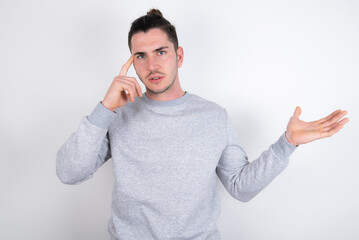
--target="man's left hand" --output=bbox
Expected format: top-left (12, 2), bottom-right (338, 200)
top-left (285, 107), bottom-right (349, 146)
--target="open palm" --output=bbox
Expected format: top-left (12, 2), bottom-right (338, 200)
top-left (285, 107), bottom-right (349, 146)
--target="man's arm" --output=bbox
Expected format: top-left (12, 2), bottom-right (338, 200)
top-left (216, 112), bottom-right (296, 202)
top-left (216, 108), bottom-right (349, 202)
top-left (56, 103), bottom-right (115, 184)
top-left (56, 55), bottom-right (142, 184)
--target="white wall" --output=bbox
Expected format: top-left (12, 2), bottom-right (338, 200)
top-left (1, 0), bottom-right (358, 239)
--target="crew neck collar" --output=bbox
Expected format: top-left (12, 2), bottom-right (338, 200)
top-left (142, 91), bottom-right (191, 107)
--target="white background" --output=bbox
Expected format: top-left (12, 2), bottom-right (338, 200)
top-left (1, 0), bottom-right (358, 239)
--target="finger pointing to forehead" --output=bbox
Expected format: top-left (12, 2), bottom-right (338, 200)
top-left (119, 55), bottom-right (134, 76)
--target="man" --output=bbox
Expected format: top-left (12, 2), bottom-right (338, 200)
top-left (56, 9), bottom-right (349, 239)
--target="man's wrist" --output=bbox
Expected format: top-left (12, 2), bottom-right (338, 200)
top-left (88, 102), bottom-right (117, 129)
top-left (101, 101), bottom-right (115, 112)
top-left (285, 131), bottom-right (299, 147)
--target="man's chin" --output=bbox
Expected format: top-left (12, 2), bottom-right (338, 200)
top-left (146, 87), bottom-right (168, 95)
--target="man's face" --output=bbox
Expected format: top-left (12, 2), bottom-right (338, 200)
top-left (131, 28), bottom-right (183, 95)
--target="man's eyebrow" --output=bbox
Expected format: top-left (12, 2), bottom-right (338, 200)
top-left (154, 46), bottom-right (169, 52)
top-left (133, 51), bottom-right (145, 56)
top-left (133, 46), bottom-right (169, 56)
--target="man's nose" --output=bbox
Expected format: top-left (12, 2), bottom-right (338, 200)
top-left (147, 56), bottom-right (160, 71)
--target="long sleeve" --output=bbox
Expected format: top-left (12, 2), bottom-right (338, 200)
top-left (216, 111), bottom-right (296, 202)
top-left (56, 102), bottom-right (117, 184)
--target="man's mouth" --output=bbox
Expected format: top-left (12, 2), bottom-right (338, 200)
top-left (149, 75), bottom-right (163, 83)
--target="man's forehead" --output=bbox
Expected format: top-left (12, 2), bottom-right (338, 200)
top-left (130, 28), bottom-right (174, 52)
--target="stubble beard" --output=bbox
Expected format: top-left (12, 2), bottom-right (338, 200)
top-left (142, 71), bottom-right (178, 95)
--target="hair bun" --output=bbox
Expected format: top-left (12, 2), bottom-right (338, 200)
top-left (147, 8), bottom-right (163, 17)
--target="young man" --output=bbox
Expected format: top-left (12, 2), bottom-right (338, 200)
top-left (56, 9), bottom-right (349, 240)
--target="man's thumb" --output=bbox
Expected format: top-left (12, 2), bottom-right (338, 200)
top-left (293, 106), bottom-right (302, 118)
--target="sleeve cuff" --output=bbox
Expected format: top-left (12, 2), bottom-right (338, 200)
top-left (87, 102), bottom-right (117, 129)
top-left (271, 133), bottom-right (297, 161)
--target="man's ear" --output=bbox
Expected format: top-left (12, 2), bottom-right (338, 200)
top-left (176, 46), bottom-right (184, 68)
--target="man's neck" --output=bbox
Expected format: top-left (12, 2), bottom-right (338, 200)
top-left (145, 89), bottom-right (185, 102)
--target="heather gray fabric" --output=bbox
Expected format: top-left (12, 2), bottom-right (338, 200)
top-left (56, 92), bottom-right (296, 239)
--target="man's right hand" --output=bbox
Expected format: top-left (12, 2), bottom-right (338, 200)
top-left (101, 55), bottom-right (143, 111)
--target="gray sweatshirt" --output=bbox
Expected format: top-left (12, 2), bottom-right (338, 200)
top-left (56, 92), bottom-right (296, 240)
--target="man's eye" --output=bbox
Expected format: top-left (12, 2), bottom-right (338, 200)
top-left (158, 51), bottom-right (166, 56)
top-left (137, 54), bottom-right (144, 59)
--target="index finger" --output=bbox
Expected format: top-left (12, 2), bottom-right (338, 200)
top-left (119, 55), bottom-right (134, 76)
top-left (317, 109), bottom-right (342, 124)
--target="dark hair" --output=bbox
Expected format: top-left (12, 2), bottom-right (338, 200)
top-left (128, 9), bottom-right (179, 51)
